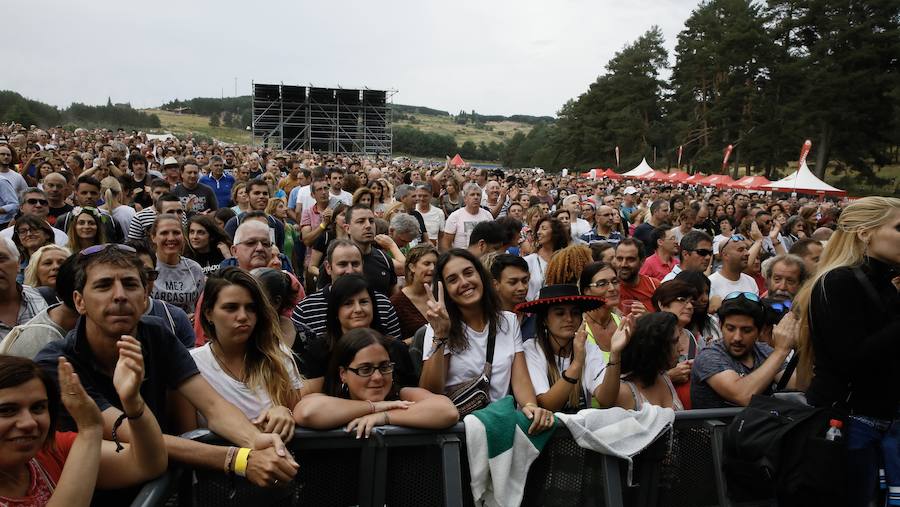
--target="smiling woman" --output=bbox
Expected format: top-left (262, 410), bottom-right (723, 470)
top-left (149, 215), bottom-right (205, 314)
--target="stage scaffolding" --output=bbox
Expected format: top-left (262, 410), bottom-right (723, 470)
top-left (251, 83), bottom-right (394, 155)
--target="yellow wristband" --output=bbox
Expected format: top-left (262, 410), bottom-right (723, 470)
top-left (319, 222), bottom-right (326, 230)
top-left (233, 447), bottom-right (252, 477)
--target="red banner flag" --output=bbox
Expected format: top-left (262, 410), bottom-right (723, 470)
top-left (677, 145), bottom-right (683, 168)
top-left (799, 139), bottom-right (812, 167)
top-left (722, 144), bottom-right (734, 170)
top-left (615, 146), bottom-right (620, 167)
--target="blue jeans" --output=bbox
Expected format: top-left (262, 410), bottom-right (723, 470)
top-left (846, 411), bottom-right (900, 507)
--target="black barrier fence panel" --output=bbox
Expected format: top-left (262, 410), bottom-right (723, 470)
top-left (132, 408), bottom-right (744, 507)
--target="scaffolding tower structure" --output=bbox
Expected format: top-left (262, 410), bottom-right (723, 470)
top-left (251, 83), bottom-right (393, 155)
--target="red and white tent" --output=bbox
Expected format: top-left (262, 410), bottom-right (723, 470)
top-left (761, 162), bottom-right (846, 196)
top-left (699, 174), bottom-right (736, 187)
top-left (684, 172), bottom-right (707, 184)
top-left (621, 158), bottom-right (655, 178)
top-left (449, 154), bottom-right (466, 167)
top-left (666, 171), bottom-right (691, 182)
top-left (639, 169), bottom-right (670, 181)
top-left (731, 175), bottom-right (771, 190)
top-left (602, 168), bottom-right (623, 180)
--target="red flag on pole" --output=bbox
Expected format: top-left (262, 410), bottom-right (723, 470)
top-left (798, 139), bottom-right (812, 167)
top-left (615, 146), bottom-right (620, 167)
top-left (722, 144), bottom-right (734, 170)
top-left (677, 145), bottom-right (683, 168)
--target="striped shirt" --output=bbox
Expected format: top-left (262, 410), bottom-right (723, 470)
top-left (290, 285), bottom-right (401, 341)
top-left (127, 207), bottom-right (157, 242)
top-left (0, 285), bottom-right (49, 340)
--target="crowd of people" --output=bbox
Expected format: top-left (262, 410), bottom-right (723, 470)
top-left (0, 122), bottom-right (896, 506)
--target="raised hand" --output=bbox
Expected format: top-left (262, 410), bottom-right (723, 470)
top-left (769, 221), bottom-right (782, 240)
top-left (610, 314), bottom-right (635, 354)
top-left (58, 357), bottom-right (103, 432)
top-left (423, 282), bottom-right (451, 337)
top-left (749, 221), bottom-right (763, 241)
top-left (113, 336), bottom-right (144, 409)
top-left (573, 321), bottom-right (588, 365)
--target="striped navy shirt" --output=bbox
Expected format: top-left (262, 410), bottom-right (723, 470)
top-left (291, 285), bottom-right (401, 341)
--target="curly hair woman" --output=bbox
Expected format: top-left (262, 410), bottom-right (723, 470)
top-left (544, 244), bottom-right (593, 286)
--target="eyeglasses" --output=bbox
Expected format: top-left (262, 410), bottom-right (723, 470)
top-left (25, 198), bottom-right (48, 206)
top-left (80, 243), bottom-right (137, 256)
top-left (719, 234), bottom-right (746, 252)
top-left (16, 227), bottom-right (42, 237)
top-left (672, 296), bottom-right (695, 305)
top-left (585, 277), bottom-right (620, 289)
top-left (239, 238), bottom-right (272, 249)
top-left (346, 362), bottom-right (395, 377)
top-left (686, 248), bottom-right (713, 257)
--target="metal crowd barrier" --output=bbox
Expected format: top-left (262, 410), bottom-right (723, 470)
top-left (130, 407), bottom-right (746, 507)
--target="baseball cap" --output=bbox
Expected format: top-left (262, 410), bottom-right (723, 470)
top-left (163, 156), bottom-right (179, 167)
top-left (623, 186), bottom-right (638, 195)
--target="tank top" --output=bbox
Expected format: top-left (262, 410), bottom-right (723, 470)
top-left (622, 375), bottom-right (684, 411)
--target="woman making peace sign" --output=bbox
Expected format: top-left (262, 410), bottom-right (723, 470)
top-left (419, 249), bottom-right (554, 434)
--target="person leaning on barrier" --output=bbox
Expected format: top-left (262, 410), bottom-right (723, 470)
top-left (516, 285), bottom-right (607, 413)
top-left (419, 249), bottom-right (554, 434)
top-left (34, 244), bottom-right (298, 489)
top-left (590, 312), bottom-right (684, 411)
top-left (294, 328), bottom-right (458, 439)
top-left (689, 292), bottom-right (797, 409)
top-left (178, 268), bottom-right (302, 443)
top-left (0, 350), bottom-right (167, 505)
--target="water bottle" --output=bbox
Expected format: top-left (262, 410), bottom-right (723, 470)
top-left (824, 419), bottom-right (843, 441)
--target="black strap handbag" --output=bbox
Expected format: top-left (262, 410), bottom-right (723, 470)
top-left (445, 324), bottom-right (497, 417)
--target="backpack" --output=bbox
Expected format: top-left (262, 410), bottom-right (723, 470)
top-left (722, 394), bottom-right (847, 506)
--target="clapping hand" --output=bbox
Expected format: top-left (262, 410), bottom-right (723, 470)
top-left (610, 314), bottom-right (635, 354)
top-left (113, 335), bottom-right (145, 414)
top-left (573, 321), bottom-right (588, 365)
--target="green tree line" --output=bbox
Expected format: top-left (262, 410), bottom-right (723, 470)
top-left (0, 91), bottom-right (160, 130)
top-left (509, 0), bottom-right (900, 184)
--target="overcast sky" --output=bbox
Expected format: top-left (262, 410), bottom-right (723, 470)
top-left (5, 0), bottom-right (698, 117)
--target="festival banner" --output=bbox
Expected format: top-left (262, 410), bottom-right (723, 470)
top-left (615, 146), bottom-right (620, 167)
top-left (722, 144), bottom-right (733, 170)
top-left (799, 139), bottom-right (812, 167)
top-left (677, 145), bottom-right (683, 168)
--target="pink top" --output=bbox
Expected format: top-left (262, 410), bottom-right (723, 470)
top-left (640, 252), bottom-right (679, 281)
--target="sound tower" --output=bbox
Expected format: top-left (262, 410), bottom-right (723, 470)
top-left (281, 86), bottom-right (307, 151)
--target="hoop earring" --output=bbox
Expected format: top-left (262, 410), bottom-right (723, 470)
top-left (341, 382), bottom-right (349, 397)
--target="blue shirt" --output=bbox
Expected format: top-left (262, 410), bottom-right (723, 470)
top-left (199, 173), bottom-right (235, 208)
top-left (0, 178), bottom-right (18, 225)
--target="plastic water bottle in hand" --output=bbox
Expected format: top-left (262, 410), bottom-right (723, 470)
top-left (824, 419), bottom-right (843, 441)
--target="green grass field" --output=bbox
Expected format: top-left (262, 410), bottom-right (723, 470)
top-left (143, 109), bottom-right (250, 145)
top-left (393, 114), bottom-right (533, 145)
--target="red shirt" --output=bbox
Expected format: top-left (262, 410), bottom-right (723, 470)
top-left (0, 432), bottom-right (76, 506)
top-left (640, 253), bottom-right (679, 281)
top-left (619, 275), bottom-right (661, 313)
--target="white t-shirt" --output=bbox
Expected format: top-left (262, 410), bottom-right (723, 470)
top-left (423, 311), bottom-right (523, 402)
top-left (297, 185), bottom-right (314, 213)
top-left (522, 338), bottom-right (605, 402)
top-left (570, 218), bottom-right (591, 241)
top-left (523, 253), bottom-right (547, 301)
top-left (709, 271), bottom-right (759, 300)
top-left (0, 226), bottom-right (67, 246)
top-left (416, 205), bottom-right (446, 241)
top-left (110, 205), bottom-right (136, 236)
top-left (582, 338), bottom-right (611, 397)
top-left (443, 207), bottom-right (493, 249)
top-left (330, 189), bottom-right (353, 206)
top-left (190, 344), bottom-right (302, 424)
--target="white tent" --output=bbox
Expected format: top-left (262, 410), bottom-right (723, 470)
top-left (621, 158), bottom-right (654, 178)
top-left (761, 162), bottom-right (846, 196)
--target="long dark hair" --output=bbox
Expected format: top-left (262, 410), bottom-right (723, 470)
top-left (621, 312), bottom-right (679, 387)
top-left (534, 302), bottom-right (584, 409)
top-left (326, 274), bottom-right (387, 348)
top-left (433, 249), bottom-right (504, 353)
top-left (674, 270), bottom-right (712, 331)
top-left (184, 215), bottom-right (232, 259)
top-left (323, 328), bottom-right (398, 398)
top-left (0, 355), bottom-right (60, 450)
top-left (533, 216), bottom-right (569, 251)
top-left (199, 267), bottom-right (296, 408)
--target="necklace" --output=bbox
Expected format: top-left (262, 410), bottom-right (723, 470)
top-left (587, 312), bottom-right (613, 332)
top-left (210, 343), bottom-right (246, 383)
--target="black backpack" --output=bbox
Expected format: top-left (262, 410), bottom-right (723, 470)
top-left (722, 395), bottom-right (847, 506)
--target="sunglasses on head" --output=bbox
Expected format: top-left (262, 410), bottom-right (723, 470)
top-left (719, 234), bottom-right (746, 251)
top-left (723, 291), bottom-right (761, 304)
top-left (80, 243), bottom-right (136, 257)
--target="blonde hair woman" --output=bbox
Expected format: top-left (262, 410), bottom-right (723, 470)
top-left (24, 244), bottom-right (71, 289)
top-left (100, 176), bottom-right (135, 235)
top-left (793, 196), bottom-right (899, 507)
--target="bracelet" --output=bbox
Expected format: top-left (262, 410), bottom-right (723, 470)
top-left (233, 448), bottom-right (252, 477)
top-left (524, 402), bottom-right (537, 409)
top-left (367, 400), bottom-right (376, 414)
top-left (561, 371), bottom-right (579, 384)
top-left (607, 361), bottom-right (619, 366)
top-left (111, 413), bottom-right (127, 453)
top-left (224, 446), bottom-right (238, 475)
top-left (125, 402), bottom-right (145, 420)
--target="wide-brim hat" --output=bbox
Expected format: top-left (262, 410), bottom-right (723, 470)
top-left (515, 284), bottom-right (605, 314)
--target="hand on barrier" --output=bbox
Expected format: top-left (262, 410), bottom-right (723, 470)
top-left (246, 433), bottom-right (300, 487)
top-left (522, 404), bottom-right (555, 435)
top-left (373, 400), bottom-right (414, 412)
top-left (346, 411), bottom-right (392, 439)
top-left (253, 406), bottom-right (296, 443)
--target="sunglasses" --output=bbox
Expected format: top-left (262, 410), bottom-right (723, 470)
top-left (686, 248), bottom-right (713, 257)
top-left (767, 300), bottom-right (793, 312)
top-left (80, 243), bottom-right (137, 256)
top-left (25, 198), bottom-right (48, 206)
top-left (719, 234), bottom-right (746, 252)
top-left (723, 291), bottom-right (761, 305)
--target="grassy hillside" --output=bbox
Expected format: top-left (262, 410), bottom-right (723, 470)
top-left (394, 113), bottom-right (533, 146)
top-left (143, 108), bottom-right (250, 145)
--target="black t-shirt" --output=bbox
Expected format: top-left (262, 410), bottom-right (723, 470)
top-left (48, 203), bottom-right (73, 221)
top-left (173, 183), bottom-right (219, 213)
top-left (189, 249), bottom-right (226, 276)
top-left (34, 316), bottom-right (199, 433)
top-left (298, 333), bottom-right (416, 387)
top-left (363, 247), bottom-right (397, 295)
